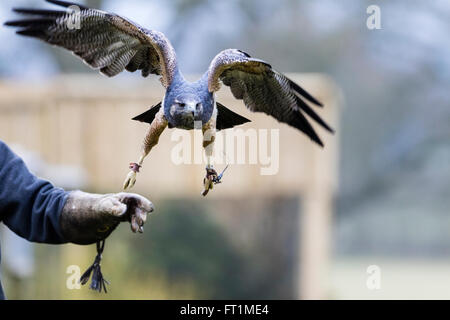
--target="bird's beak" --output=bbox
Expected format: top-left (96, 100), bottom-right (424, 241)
top-left (186, 103), bottom-right (198, 117)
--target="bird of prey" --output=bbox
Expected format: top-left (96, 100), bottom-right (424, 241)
top-left (6, 0), bottom-right (334, 196)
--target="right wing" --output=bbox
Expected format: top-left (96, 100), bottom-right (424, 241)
top-left (5, 0), bottom-right (177, 87)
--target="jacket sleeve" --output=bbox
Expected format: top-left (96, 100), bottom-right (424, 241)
top-left (0, 140), bottom-right (69, 244)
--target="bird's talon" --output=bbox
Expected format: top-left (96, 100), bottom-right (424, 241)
top-left (123, 171), bottom-right (137, 190)
top-left (202, 167), bottom-right (218, 196)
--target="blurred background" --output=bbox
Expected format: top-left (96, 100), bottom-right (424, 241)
top-left (0, 0), bottom-right (449, 299)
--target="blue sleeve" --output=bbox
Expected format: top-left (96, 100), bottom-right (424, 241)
top-left (0, 140), bottom-right (69, 244)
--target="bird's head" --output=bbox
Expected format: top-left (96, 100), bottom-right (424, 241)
top-left (167, 93), bottom-right (204, 127)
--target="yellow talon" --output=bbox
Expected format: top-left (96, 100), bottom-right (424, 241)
top-left (123, 171), bottom-right (137, 190)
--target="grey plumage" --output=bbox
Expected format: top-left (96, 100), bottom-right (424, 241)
top-left (6, 0), bottom-right (176, 85)
top-left (133, 101), bottom-right (251, 131)
top-left (207, 49), bottom-right (334, 146)
top-left (6, 0), bottom-right (333, 146)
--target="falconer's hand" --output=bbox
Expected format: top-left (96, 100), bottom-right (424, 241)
top-left (60, 191), bottom-right (154, 245)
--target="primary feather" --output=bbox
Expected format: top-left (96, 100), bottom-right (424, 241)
top-left (207, 49), bottom-right (334, 146)
top-left (5, 0), bottom-right (177, 86)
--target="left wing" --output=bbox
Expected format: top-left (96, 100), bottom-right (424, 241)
top-left (207, 49), bottom-right (334, 146)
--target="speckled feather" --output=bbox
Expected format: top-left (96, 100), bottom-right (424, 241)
top-left (6, 0), bottom-right (177, 87)
top-left (208, 49), bottom-right (333, 146)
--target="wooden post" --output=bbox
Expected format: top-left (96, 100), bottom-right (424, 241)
top-left (297, 79), bottom-right (339, 299)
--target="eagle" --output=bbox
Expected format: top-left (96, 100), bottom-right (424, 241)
top-left (6, 0), bottom-right (334, 196)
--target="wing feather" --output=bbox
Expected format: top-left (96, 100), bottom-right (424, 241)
top-left (207, 49), bottom-right (333, 146)
top-left (5, 0), bottom-right (177, 87)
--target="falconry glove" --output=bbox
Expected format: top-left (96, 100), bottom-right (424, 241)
top-left (60, 191), bottom-right (153, 244)
top-left (60, 191), bottom-right (154, 292)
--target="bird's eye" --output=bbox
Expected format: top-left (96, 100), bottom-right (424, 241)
top-left (178, 102), bottom-right (186, 108)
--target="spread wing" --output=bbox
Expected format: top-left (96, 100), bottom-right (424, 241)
top-left (5, 0), bottom-right (177, 87)
top-left (207, 49), bottom-right (334, 146)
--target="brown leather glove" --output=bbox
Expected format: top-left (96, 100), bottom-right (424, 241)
top-left (60, 191), bottom-right (154, 245)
